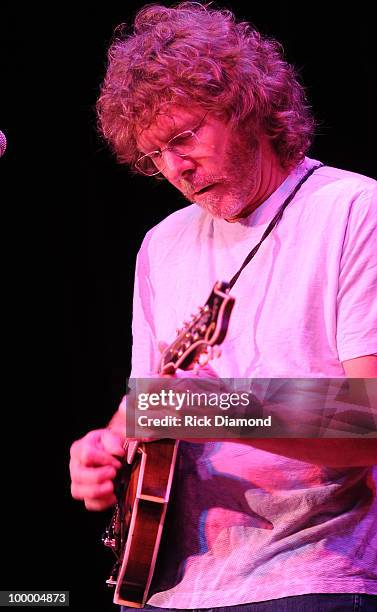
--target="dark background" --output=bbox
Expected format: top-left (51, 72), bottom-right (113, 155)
top-left (1, 2), bottom-right (376, 610)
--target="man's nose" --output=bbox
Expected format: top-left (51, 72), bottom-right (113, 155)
top-left (162, 150), bottom-right (196, 182)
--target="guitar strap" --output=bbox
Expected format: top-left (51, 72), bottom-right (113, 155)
top-left (228, 163), bottom-right (324, 290)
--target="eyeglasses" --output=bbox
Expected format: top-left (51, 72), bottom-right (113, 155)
top-left (135, 114), bottom-right (207, 176)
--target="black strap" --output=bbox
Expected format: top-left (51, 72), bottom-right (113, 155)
top-left (229, 163), bottom-right (324, 290)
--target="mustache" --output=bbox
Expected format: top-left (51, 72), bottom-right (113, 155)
top-left (180, 175), bottom-right (226, 197)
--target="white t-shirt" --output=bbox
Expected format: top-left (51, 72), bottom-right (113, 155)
top-left (128, 158), bottom-right (377, 607)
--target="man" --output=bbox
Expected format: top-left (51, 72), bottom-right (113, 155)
top-left (70, 3), bottom-right (377, 610)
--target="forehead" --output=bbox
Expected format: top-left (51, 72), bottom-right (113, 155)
top-left (136, 105), bottom-right (204, 152)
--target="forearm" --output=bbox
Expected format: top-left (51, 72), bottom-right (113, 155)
top-left (108, 396), bottom-right (127, 439)
top-left (239, 437), bottom-right (377, 467)
top-left (238, 376), bottom-right (377, 465)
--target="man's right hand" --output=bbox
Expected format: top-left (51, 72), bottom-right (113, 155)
top-left (69, 429), bottom-right (125, 511)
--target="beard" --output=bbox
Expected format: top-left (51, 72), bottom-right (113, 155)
top-left (180, 134), bottom-right (261, 220)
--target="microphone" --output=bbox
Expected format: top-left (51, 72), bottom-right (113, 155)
top-left (0, 130), bottom-right (7, 157)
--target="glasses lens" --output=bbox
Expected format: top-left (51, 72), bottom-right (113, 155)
top-left (169, 130), bottom-right (196, 154)
top-left (136, 153), bottom-right (161, 176)
top-left (135, 129), bottom-right (199, 175)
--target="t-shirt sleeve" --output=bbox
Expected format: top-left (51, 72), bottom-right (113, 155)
top-left (129, 231), bottom-right (159, 377)
top-left (337, 184), bottom-right (377, 362)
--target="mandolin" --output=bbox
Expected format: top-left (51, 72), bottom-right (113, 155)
top-left (102, 280), bottom-right (235, 607)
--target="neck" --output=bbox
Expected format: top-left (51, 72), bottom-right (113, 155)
top-left (226, 142), bottom-right (291, 223)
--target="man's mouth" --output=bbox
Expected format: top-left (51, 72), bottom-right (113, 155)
top-left (194, 184), bottom-right (216, 196)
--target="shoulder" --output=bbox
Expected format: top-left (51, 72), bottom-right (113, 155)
top-left (298, 162), bottom-right (377, 228)
top-left (310, 164), bottom-right (376, 200)
top-left (151, 203), bottom-right (206, 237)
top-left (138, 204), bottom-right (210, 259)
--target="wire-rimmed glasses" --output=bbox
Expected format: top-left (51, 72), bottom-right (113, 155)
top-left (135, 114), bottom-right (207, 176)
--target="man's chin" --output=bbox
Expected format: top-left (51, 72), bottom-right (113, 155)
top-left (194, 200), bottom-right (222, 218)
top-left (195, 199), bottom-right (244, 221)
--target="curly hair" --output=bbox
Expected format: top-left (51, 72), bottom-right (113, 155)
top-left (97, 2), bottom-right (315, 170)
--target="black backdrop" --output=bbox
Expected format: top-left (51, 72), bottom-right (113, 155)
top-left (1, 2), bottom-right (376, 610)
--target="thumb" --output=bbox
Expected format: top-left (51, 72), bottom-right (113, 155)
top-left (101, 429), bottom-right (125, 458)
